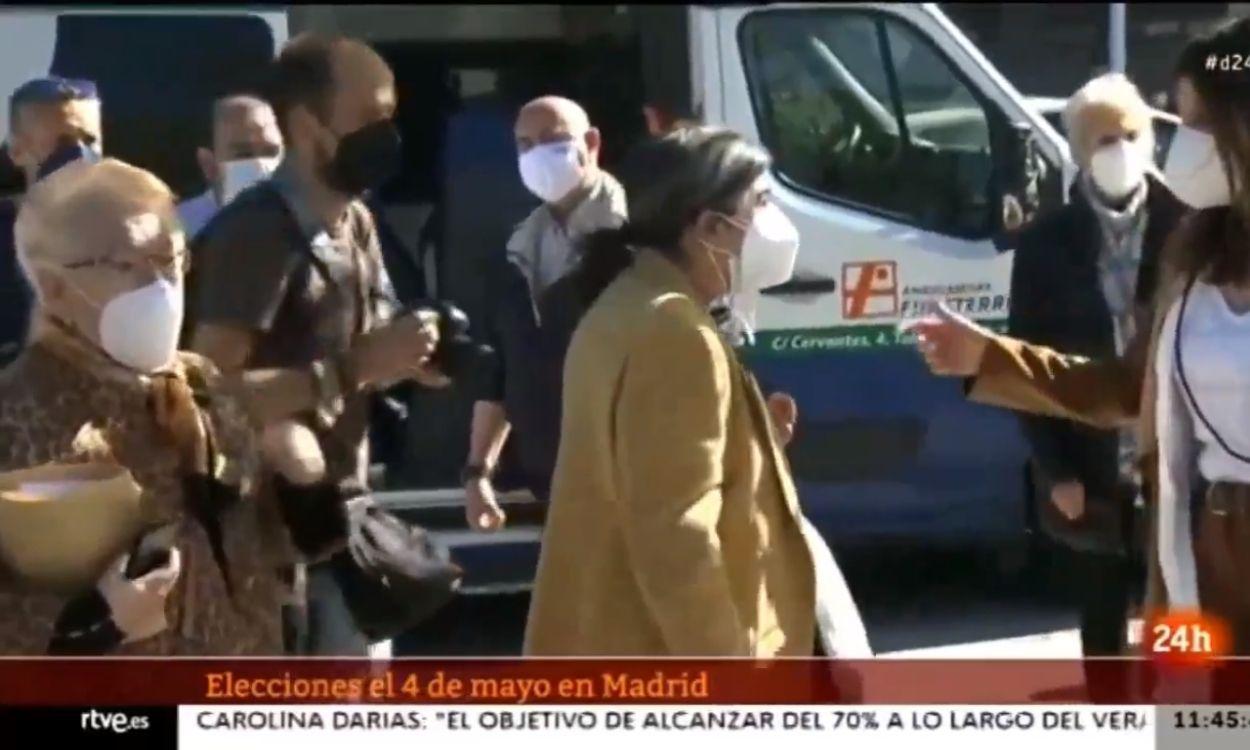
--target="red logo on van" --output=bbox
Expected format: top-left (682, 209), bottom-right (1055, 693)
top-left (842, 261), bottom-right (899, 319)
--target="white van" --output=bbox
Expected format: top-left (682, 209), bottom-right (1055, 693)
top-left (0, 4), bottom-right (1078, 593)
top-left (337, 4), bottom-right (1079, 593)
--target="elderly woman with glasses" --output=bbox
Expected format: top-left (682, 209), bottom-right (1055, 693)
top-left (0, 158), bottom-right (288, 655)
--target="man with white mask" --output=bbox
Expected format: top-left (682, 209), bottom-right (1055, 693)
top-left (462, 96), bottom-right (626, 531)
top-left (1, 77), bottom-right (104, 366)
top-left (177, 95), bottom-right (282, 240)
top-left (994, 73), bottom-right (1186, 694)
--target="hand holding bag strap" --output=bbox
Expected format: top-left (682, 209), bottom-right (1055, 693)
top-left (1174, 275), bottom-right (1250, 465)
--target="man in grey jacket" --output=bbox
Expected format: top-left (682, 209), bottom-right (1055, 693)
top-left (462, 96), bottom-right (626, 531)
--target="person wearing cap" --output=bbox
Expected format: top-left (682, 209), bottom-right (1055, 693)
top-left (0, 158), bottom-right (291, 655)
top-left (178, 95), bottom-right (283, 241)
top-left (0, 76), bottom-right (102, 366)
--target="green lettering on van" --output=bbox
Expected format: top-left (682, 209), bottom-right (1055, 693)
top-left (748, 320), bottom-right (1007, 356)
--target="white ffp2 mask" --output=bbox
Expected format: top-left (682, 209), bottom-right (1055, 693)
top-left (220, 156), bottom-right (279, 205)
top-left (1163, 125), bottom-right (1232, 209)
top-left (704, 202), bottom-right (801, 345)
top-left (1089, 139), bottom-right (1149, 201)
top-left (518, 140), bottom-right (584, 204)
top-left (737, 202), bottom-right (800, 292)
top-left (97, 278), bottom-right (184, 372)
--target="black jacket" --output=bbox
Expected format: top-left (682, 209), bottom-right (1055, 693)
top-left (476, 257), bottom-right (580, 501)
top-left (1008, 173), bottom-right (1185, 550)
top-left (0, 198), bottom-right (31, 366)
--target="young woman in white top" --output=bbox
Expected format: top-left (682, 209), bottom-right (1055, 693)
top-left (1154, 19), bottom-right (1250, 651)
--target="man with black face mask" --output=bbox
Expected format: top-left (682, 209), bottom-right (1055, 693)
top-left (185, 34), bottom-right (447, 656)
top-left (0, 77), bottom-right (102, 366)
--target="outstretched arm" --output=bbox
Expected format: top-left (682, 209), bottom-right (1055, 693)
top-left (908, 303), bottom-right (1146, 430)
top-left (968, 332), bottom-right (1145, 429)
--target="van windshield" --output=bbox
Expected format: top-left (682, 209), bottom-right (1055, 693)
top-left (742, 8), bottom-right (997, 239)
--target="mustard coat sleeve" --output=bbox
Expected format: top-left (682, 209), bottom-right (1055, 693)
top-left (613, 308), bottom-right (749, 656)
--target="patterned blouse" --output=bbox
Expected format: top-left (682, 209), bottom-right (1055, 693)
top-left (0, 332), bottom-right (287, 655)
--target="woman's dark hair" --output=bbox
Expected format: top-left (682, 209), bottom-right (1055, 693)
top-left (575, 127), bottom-right (770, 305)
top-left (1173, 27), bottom-right (1215, 84)
top-left (1166, 18), bottom-right (1250, 286)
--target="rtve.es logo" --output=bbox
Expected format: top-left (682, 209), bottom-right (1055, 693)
top-left (842, 261), bottom-right (899, 319)
top-left (80, 709), bottom-right (152, 734)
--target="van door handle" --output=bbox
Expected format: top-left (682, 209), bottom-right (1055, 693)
top-left (761, 274), bottom-right (838, 296)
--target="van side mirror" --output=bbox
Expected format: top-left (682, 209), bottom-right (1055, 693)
top-left (990, 121), bottom-right (1045, 251)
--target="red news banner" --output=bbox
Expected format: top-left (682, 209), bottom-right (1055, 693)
top-left (2, 659), bottom-right (1250, 705)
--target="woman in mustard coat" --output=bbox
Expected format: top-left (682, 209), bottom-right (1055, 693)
top-left (525, 127), bottom-right (847, 657)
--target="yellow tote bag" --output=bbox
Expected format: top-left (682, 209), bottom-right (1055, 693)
top-left (0, 463), bottom-right (144, 594)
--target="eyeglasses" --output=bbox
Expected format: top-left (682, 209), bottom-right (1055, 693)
top-left (62, 251), bottom-right (190, 278)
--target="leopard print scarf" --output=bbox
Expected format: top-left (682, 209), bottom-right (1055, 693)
top-left (31, 318), bottom-right (238, 596)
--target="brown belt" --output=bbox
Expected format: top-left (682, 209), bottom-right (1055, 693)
top-left (1194, 481), bottom-right (1250, 651)
top-left (1205, 481), bottom-right (1250, 515)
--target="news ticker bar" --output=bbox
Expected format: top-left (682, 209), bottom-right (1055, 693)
top-left (4, 705), bottom-right (1250, 749)
top-left (4, 659), bottom-right (1250, 705)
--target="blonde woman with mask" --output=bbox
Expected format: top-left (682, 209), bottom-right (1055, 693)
top-left (1003, 75), bottom-right (1184, 691)
top-left (0, 159), bottom-right (289, 654)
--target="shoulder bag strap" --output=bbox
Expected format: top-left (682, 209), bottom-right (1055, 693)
top-left (1174, 276), bottom-right (1250, 464)
top-left (267, 183), bottom-right (371, 335)
top-left (265, 182), bottom-right (334, 284)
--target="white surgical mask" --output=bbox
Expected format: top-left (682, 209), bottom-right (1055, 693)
top-left (220, 156), bottom-right (279, 205)
top-left (1163, 125), bottom-right (1232, 209)
top-left (98, 278), bottom-right (184, 372)
top-left (518, 140), bottom-right (584, 204)
top-left (1089, 139), bottom-right (1148, 201)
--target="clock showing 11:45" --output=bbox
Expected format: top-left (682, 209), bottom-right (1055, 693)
top-left (1173, 710), bottom-right (1250, 731)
